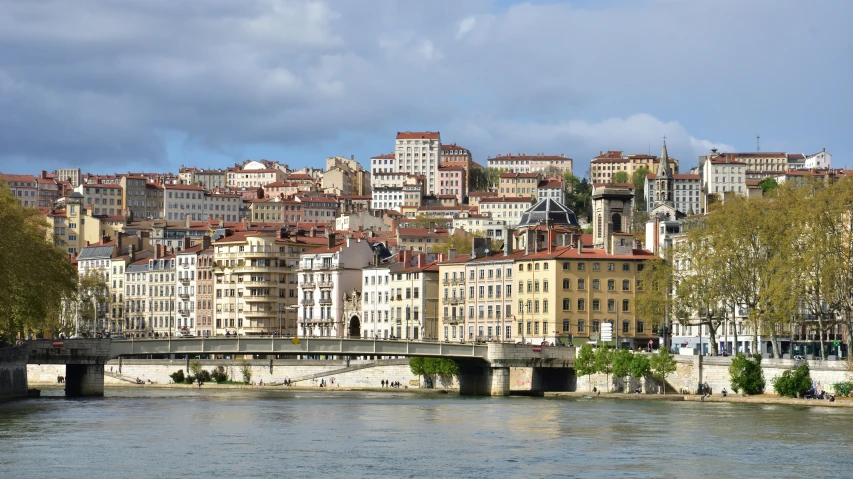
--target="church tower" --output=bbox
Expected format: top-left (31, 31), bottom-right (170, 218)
top-left (654, 140), bottom-right (674, 208)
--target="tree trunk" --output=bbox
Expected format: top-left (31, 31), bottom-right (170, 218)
top-left (847, 313), bottom-right (853, 360)
top-left (707, 320), bottom-right (719, 356)
top-left (818, 319), bottom-right (827, 360)
top-left (732, 308), bottom-right (739, 355)
top-left (752, 323), bottom-right (759, 355)
top-left (771, 328), bottom-right (781, 359)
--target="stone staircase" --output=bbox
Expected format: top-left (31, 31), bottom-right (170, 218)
top-left (287, 360), bottom-right (405, 384)
top-left (105, 370), bottom-right (142, 384)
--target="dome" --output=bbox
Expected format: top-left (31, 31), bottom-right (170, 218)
top-left (517, 198), bottom-right (579, 228)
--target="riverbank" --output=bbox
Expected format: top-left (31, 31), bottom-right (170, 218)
top-left (546, 391), bottom-right (853, 407)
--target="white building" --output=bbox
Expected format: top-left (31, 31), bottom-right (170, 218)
top-left (645, 174), bottom-right (701, 215)
top-left (395, 131), bottom-right (441, 196)
top-left (370, 153), bottom-right (397, 175)
top-left (487, 154), bottom-right (573, 175)
top-left (371, 185), bottom-right (405, 211)
top-left (536, 177), bottom-right (565, 206)
top-left (804, 149), bottom-right (831, 169)
top-left (176, 246), bottom-right (200, 335)
top-left (336, 211), bottom-right (389, 233)
top-left (452, 212), bottom-right (507, 240)
top-left (74, 182), bottom-right (124, 217)
top-left (477, 197), bottom-right (535, 228)
top-left (227, 160), bottom-right (285, 189)
top-left (360, 262), bottom-right (397, 339)
top-left (701, 156), bottom-right (747, 212)
top-left (298, 235), bottom-right (375, 337)
top-left (164, 184), bottom-right (241, 222)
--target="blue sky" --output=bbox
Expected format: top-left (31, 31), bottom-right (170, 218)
top-left (0, 0), bottom-right (850, 177)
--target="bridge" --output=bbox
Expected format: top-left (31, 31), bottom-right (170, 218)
top-left (26, 338), bottom-right (576, 397)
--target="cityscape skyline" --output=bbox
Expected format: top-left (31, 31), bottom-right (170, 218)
top-left (0, 0), bottom-right (849, 174)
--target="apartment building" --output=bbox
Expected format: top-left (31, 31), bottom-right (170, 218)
top-left (645, 174), bottom-right (701, 215)
top-left (227, 160), bottom-right (286, 189)
top-left (36, 171), bottom-right (60, 208)
top-left (452, 212), bottom-right (507, 239)
top-left (395, 131), bottom-right (442, 195)
top-left (124, 258), bottom-right (150, 338)
top-left (164, 184), bottom-right (241, 222)
top-left (179, 167), bottom-right (227, 190)
top-left (440, 144), bottom-right (473, 171)
top-left (487, 154), bottom-right (573, 175)
top-left (56, 168), bottom-right (81, 188)
top-left (213, 230), bottom-right (312, 336)
top-left (389, 255), bottom-right (440, 340)
top-left (298, 235), bottom-right (374, 337)
top-left (148, 247), bottom-right (177, 338)
top-left (701, 155), bottom-right (747, 212)
top-left (438, 166), bottom-right (466, 205)
top-left (120, 176), bottom-right (163, 220)
top-left (536, 177), bottom-right (565, 206)
top-left (76, 241), bottom-right (116, 335)
top-left (75, 181), bottom-right (124, 217)
top-left (196, 248), bottom-right (215, 337)
top-left (498, 172), bottom-right (541, 199)
top-left (249, 197), bottom-right (285, 222)
top-left (515, 238), bottom-right (656, 348)
top-left (590, 151), bottom-right (679, 184)
top-left (478, 197), bottom-right (535, 228)
top-left (360, 261), bottom-right (398, 339)
top-left (46, 193), bottom-right (115, 255)
top-left (370, 153), bottom-right (397, 175)
top-left (295, 195), bottom-right (338, 222)
top-left (176, 246), bottom-right (200, 335)
top-left (2, 174), bottom-right (39, 207)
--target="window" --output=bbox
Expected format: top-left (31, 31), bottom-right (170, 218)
top-left (578, 279), bottom-right (585, 290)
top-left (543, 263), bottom-right (549, 270)
top-left (543, 281), bottom-right (549, 293)
top-left (592, 279), bottom-right (600, 290)
top-left (577, 299), bottom-right (585, 311)
top-left (637, 264), bottom-right (644, 272)
top-left (578, 320), bottom-right (585, 333)
top-left (563, 320), bottom-right (570, 332)
top-left (607, 280), bottom-right (615, 291)
top-left (563, 262), bottom-right (570, 270)
top-left (535, 263), bottom-right (540, 271)
top-left (592, 320), bottom-right (600, 333)
top-left (622, 321), bottom-right (629, 333)
top-left (543, 300), bottom-right (548, 313)
top-left (578, 263), bottom-right (585, 271)
top-left (518, 264), bottom-right (523, 271)
top-left (637, 321), bottom-right (644, 333)
top-left (562, 299), bottom-right (570, 310)
top-left (622, 299), bottom-right (630, 312)
top-left (592, 263), bottom-right (600, 271)
top-left (622, 263), bottom-right (630, 272)
top-left (608, 263), bottom-right (614, 271)
top-left (592, 299), bottom-right (600, 311)
top-left (607, 299), bottom-right (615, 312)
top-left (562, 279), bottom-right (570, 289)
top-left (622, 280), bottom-right (630, 291)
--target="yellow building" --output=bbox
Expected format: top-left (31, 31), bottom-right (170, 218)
top-left (590, 151), bottom-right (679, 185)
top-left (514, 239), bottom-right (657, 348)
top-left (498, 172), bottom-right (541, 199)
top-left (388, 255), bottom-right (440, 340)
top-left (46, 192), bottom-right (117, 255)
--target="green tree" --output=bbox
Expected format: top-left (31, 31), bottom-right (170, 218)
top-left (575, 344), bottom-right (597, 392)
top-left (757, 177), bottom-right (777, 194)
top-left (629, 353), bottom-right (650, 392)
top-left (728, 353), bottom-right (765, 395)
top-left (0, 182), bottom-right (78, 341)
top-left (407, 214), bottom-right (450, 229)
top-left (612, 171), bottom-right (630, 184)
top-left (649, 347), bottom-right (677, 394)
top-left (189, 359), bottom-right (203, 377)
top-left (773, 363), bottom-right (812, 398)
top-left (431, 230), bottom-right (484, 255)
top-left (594, 346), bottom-right (614, 392)
top-left (632, 167), bottom-right (651, 211)
top-left (612, 348), bottom-right (634, 392)
top-left (409, 357), bottom-right (458, 387)
top-left (635, 255), bottom-right (672, 343)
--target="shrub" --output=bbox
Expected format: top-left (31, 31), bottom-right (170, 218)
top-left (189, 359), bottom-right (203, 377)
top-left (729, 353), bottom-right (765, 395)
top-left (240, 360), bottom-right (253, 384)
top-left (197, 370), bottom-right (212, 382)
top-left (833, 381), bottom-right (853, 397)
top-left (170, 370), bottom-right (185, 384)
top-left (211, 365), bottom-right (228, 383)
top-left (184, 374), bottom-right (196, 385)
top-left (773, 364), bottom-right (812, 398)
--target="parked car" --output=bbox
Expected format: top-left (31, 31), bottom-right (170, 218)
top-left (177, 331), bottom-right (195, 338)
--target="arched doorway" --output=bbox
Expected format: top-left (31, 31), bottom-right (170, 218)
top-left (348, 316), bottom-right (361, 338)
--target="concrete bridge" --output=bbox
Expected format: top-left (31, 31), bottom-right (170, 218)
top-left (26, 338), bottom-right (576, 397)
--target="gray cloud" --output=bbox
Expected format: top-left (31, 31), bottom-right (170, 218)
top-left (0, 0), bottom-right (848, 173)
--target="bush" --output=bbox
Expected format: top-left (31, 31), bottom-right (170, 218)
top-left (239, 360), bottom-right (253, 384)
top-left (211, 365), bottom-right (228, 383)
top-left (184, 374), bottom-right (195, 385)
top-left (170, 370), bottom-right (185, 384)
top-left (773, 364), bottom-right (812, 398)
top-left (833, 381), bottom-right (853, 397)
top-left (197, 370), bottom-right (212, 382)
top-left (729, 353), bottom-right (765, 395)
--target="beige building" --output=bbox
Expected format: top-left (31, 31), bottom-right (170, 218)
top-left (120, 176), bottom-right (164, 220)
top-left (498, 172), bottom-right (541, 199)
top-left (389, 255), bottom-right (440, 340)
top-left (591, 184), bottom-right (635, 249)
top-left (75, 182), bottom-right (124, 217)
top-left (47, 193), bottom-right (117, 255)
top-left (487, 154), bottom-right (573, 175)
top-left (395, 131), bottom-right (442, 196)
top-left (590, 151), bottom-right (679, 184)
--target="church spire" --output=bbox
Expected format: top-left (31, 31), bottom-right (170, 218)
top-left (656, 138), bottom-right (672, 178)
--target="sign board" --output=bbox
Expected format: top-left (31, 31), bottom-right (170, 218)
top-left (590, 332), bottom-right (600, 341)
top-left (52, 340), bottom-right (64, 348)
top-left (834, 340), bottom-right (841, 347)
top-left (292, 337), bottom-right (300, 345)
top-left (601, 323), bottom-right (613, 342)
top-left (532, 345), bottom-right (542, 353)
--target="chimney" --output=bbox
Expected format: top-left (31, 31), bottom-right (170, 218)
top-left (327, 232), bottom-right (336, 249)
top-left (448, 247), bottom-right (457, 261)
top-left (183, 236), bottom-right (191, 250)
top-left (578, 240), bottom-right (584, 254)
top-left (185, 214), bottom-right (191, 229)
top-left (201, 235), bottom-right (211, 250)
top-left (310, 227), bottom-right (316, 238)
top-left (102, 234), bottom-right (110, 245)
top-left (155, 244), bottom-right (162, 259)
top-left (416, 254), bottom-right (422, 268)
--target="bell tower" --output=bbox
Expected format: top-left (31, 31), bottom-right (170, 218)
top-left (654, 139), bottom-right (674, 208)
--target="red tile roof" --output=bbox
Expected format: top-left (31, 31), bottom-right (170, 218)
top-left (396, 131), bottom-right (440, 140)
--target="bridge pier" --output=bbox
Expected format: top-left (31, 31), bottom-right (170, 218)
top-left (458, 362), bottom-right (510, 396)
top-left (65, 364), bottom-right (105, 397)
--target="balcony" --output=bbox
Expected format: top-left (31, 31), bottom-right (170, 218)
top-left (442, 278), bottom-right (451, 285)
top-left (451, 278), bottom-right (464, 285)
top-left (442, 316), bottom-right (459, 324)
top-left (180, 262), bottom-right (191, 269)
top-left (243, 309), bottom-right (273, 318)
top-left (242, 251), bottom-right (274, 258)
top-left (178, 293), bottom-right (189, 299)
top-left (178, 309), bottom-right (190, 316)
top-left (180, 277), bottom-right (190, 285)
top-left (243, 280), bottom-right (274, 287)
top-left (301, 299), bottom-right (315, 306)
top-left (244, 295), bottom-right (272, 303)
top-left (448, 297), bottom-right (463, 305)
top-left (300, 281), bottom-right (316, 289)
top-left (317, 280), bottom-right (333, 289)
top-left (313, 263), bottom-right (343, 271)
top-left (319, 298), bottom-right (332, 305)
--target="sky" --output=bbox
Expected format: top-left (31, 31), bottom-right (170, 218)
top-left (0, 0), bottom-right (850, 177)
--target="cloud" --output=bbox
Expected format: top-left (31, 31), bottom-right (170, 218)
top-left (0, 0), bottom-right (848, 174)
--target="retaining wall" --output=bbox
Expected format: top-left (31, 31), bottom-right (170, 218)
top-left (0, 347), bottom-right (29, 400)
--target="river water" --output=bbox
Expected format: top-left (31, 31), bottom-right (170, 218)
top-left (1, 388), bottom-right (851, 479)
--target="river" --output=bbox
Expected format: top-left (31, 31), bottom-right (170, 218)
top-left (1, 388), bottom-right (850, 479)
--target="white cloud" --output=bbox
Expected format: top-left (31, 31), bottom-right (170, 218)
top-left (456, 16), bottom-right (476, 40)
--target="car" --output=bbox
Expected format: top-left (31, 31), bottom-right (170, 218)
top-left (177, 332), bottom-right (195, 338)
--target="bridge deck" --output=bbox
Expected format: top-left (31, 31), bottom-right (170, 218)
top-left (110, 338), bottom-right (489, 360)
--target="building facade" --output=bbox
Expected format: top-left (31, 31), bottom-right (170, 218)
top-left (395, 131), bottom-right (442, 196)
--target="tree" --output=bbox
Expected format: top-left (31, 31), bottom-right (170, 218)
top-left (612, 171), bottom-right (630, 184)
top-left (649, 347), bottom-right (677, 394)
top-left (74, 270), bottom-right (111, 336)
top-left (635, 255), bottom-right (672, 346)
top-left (189, 359), bottom-right (203, 377)
top-left (632, 167), bottom-right (651, 211)
top-left (239, 360), bottom-right (253, 384)
top-left (431, 230), bottom-right (484, 255)
top-left (406, 214), bottom-right (449, 229)
top-left (629, 353), bottom-right (650, 392)
top-left (575, 343), bottom-right (597, 392)
top-left (594, 346), bottom-right (614, 392)
top-left (757, 177), bottom-right (777, 194)
top-left (612, 349), bottom-right (634, 392)
top-left (728, 353), bottom-right (765, 395)
top-left (0, 182), bottom-right (78, 341)
top-left (409, 357), bottom-right (458, 388)
top-left (773, 363), bottom-right (812, 398)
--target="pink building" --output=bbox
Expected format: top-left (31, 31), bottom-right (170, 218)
top-left (438, 166), bottom-right (467, 205)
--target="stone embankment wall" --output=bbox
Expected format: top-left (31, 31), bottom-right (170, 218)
top-left (0, 347), bottom-right (29, 400)
top-left (28, 359), bottom-right (456, 389)
top-left (576, 354), bottom-right (850, 395)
